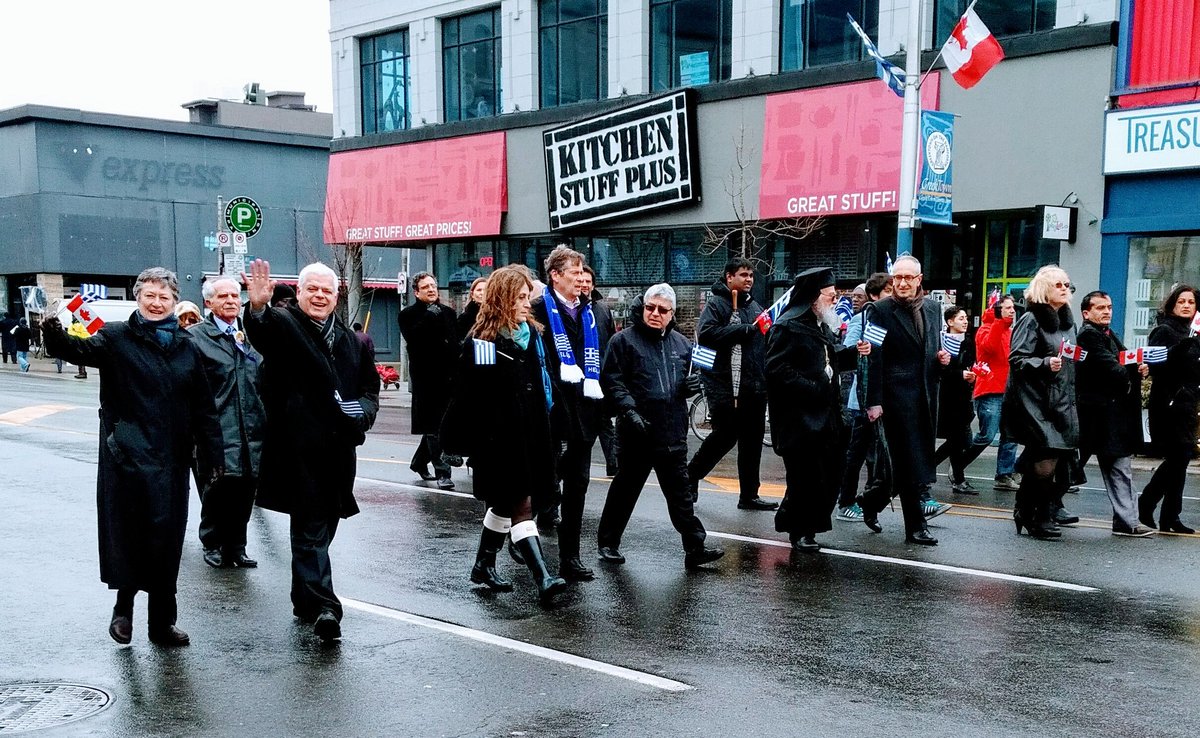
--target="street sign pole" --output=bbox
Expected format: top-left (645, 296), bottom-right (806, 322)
top-left (216, 196), bottom-right (227, 275)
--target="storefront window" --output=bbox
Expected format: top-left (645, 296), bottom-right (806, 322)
top-left (935, 0), bottom-right (1056, 43)
top-left (782, 0), bottom-right (878, 71)
top-left (443, 8), bottom-right (502, 122)
top-left (539, 0), bottom-right (607, 108)
top-left (433, 241), bottom-right (498, 309)
top-left (360, 29), bottom-right (410, 134)
top-left (1124, 235), bottom-right (1200, 348)
top-left (650, 0), bottom-right (732, 91)
top-left (592, 233), bottom-right (667, 286)
top-left (980, 213), bottom-right (1059, 310)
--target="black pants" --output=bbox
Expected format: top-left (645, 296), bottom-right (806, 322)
top-left (933, 425), bottom-right (987, 483)
top-left (597, 443), bottom-right (706, 553)
top-left (1143, 449), bottom-right (1191, 525)
top-left (686, 395), bottom-right (766, 501)
top-left (837, 411), bottom-right (888, 507)
top-left (114, 587), bottom-right (177, 626)
top-left (199, 475), bottom-right (257, 553)
top-left (779, 440), bottom-right (840, 537)
top-left (290, 514), bottom-right (341, 621)
top-left (556, 428), bottom-right (599, 560)
top-left (0, 346), bottom-right (13, 364)
top-left (597, 417), bottom-right (618, 471)
top-left (412, 434), bottom-right (450, 478)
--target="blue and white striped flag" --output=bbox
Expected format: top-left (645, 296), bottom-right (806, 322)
top-left (863, 321), bottom-right (888, 347)
top-left (1142, 345), bottom-right (1168, 364)
top-left (473, 338), bottom-right (497, 366)
top-left (80, 283), bottom-right (108, 301)
top-left (754, 286), bottom-right (794, 334)
top-left (940, 332), bottom-right (964, 357)
top-left (884, 252), bottom-right (894, 275)
top-left (333, 390), bottom-right (364, 417)
top-left (691, 345), bottom-right (718, 371)
top-left (834, 295), bottom-right (854, 326)
top-left (847, 14), bottom-right (906, 98)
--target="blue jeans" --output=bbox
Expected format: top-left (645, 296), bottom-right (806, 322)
top-left (973, 394), bottom-right (1017, 476)
top-left (16, 351), bottom-right (28, 372)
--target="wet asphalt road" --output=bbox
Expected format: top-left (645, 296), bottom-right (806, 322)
top-left (2, 371), bottom-right (1200, 737)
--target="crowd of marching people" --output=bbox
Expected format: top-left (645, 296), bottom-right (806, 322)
top-left (50, 245), bottom-right (1200, 647)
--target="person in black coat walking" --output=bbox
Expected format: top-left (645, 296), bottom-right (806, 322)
top-left (596, 285), bottom-right (724, 570)
top-left (43, 267), bottom-right (223, 647)
top-left (398, 272), bottom-right (460, 489)
top-left (189, 276), bottom-right (267, 569)
top-left (13, 318), bottom-right (32, 372)
top-left (1075, 291), bottom-right (1154, 536)
top-left (933, 305), bottom-right (984, 494)
top-left (766, 268), bottom-right (871, 551)
top-left (443, 266), bottom-right (567, 604)
top-left (1004, 265), bottom-right (1081, 539)
top-left (0, 312), bottom-right (17, 364)
top-left (861, 255), bottom-right (952, 545)
top-left (686, 258), bottom-right (776, 511)
top-left (244, 259), bottom-right (380, 642)
top-left (1140, 283), bottom-right (1200, 534)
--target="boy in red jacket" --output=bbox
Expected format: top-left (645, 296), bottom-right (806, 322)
top-left (972, 295), bottom-right (1020, 490)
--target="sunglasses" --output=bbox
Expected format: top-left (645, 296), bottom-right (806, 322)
top-left (644, 304), bottom-right (673, 315)
top-left (1054, 281), bottom-right (1077, 293)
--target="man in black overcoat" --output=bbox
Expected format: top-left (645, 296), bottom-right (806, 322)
top-left (861, 255), bottom-right (951, 545)
top-left (189, 276), bottom-right (266, 569)
top-left (531, 245), bottom-right (613, 582)
top-left (398, 272), bottom-right (460, 489)
top-left (0, 312), bottom-right (16, 364)
top-left (1076, 290), bottom-right (1154, 536)
top-left (244, 259), bottom-right (380, 642)
top-left (766, 268), bottom-right (870, 551)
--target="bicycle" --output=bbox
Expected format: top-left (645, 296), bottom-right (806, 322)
top-left (688, 389), bottom-right (772, 448)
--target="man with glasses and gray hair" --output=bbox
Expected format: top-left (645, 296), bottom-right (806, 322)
top-left (859, 255), bottom-right (952, 546)
top-left (595, 284), bottom-right (724, 570)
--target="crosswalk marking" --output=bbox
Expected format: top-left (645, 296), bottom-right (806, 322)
top-left (0, 404), bottom-right (78, 425)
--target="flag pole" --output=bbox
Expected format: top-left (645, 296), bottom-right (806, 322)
top-left (896, 0), bottom-right (923, 255)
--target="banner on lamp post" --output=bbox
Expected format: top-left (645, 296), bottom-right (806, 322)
top-left (916, 110), bottom-right (954, 226)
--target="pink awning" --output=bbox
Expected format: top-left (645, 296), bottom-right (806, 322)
top-left (323, 132), bottom-right (507, 244)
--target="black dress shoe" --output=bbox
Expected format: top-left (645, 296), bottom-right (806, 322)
top-left (1163, 520), bottom-right (1196, 534)
top-left (560, 557), bottom-right (596, 581)
top-left (109, 610), bottom-right (132, 644)
top-left (226, 551), bottom-right (258, 568)
top-left (737, 497), bottom-right (779, 511)
top-left (410, 464), bottom-right (436, 481)
top-left (148, 625), bottom-right (190, 647)
top-left (792, 535), bottom-right (820, 553)
top-left (597, 546), bottom-right (625, 564)
top-left (856, 496), bottom-right (883, 533)
top-left (684, 547), bottom-right (724, 569)
top-left (314, 611), bottom-right (342, 642)
top-left (202, 548), bottom-right (226, 568)
top-left (1053, 509), bottom-right (1080, 526)
top-left (905, 529), bottom-right (939, 546)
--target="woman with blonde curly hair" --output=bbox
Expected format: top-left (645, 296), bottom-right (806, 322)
top-left (1004, 265), bottom-right (1080, 539)
top-left (443, 265), bottom-right (567, 604)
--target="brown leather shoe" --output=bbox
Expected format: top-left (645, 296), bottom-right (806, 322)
top-left (148, 625), bottom-right (191, 647)
top-left (109, 611), bottom-right (132, 644)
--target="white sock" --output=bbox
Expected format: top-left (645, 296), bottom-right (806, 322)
top-left (483, 509), bottom-right (512, 533)
top-left (509, 520), bottom-right (538, 543)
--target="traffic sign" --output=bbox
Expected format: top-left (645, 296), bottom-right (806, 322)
top-left (216, 231), bottom-right (232, 250)
top-left (232, 232), bottom-right (248, 254)
top-left (223, 253), bottom-right (246, 277)
top-left (224, 196), bottom-right (262, 237)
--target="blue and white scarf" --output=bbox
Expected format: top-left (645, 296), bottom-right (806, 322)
top-left (543, 285), bottom-right (603, 399)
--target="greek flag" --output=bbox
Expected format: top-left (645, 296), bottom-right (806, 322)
top-left (834, 296), bottom-right (854, 325)
top-left (473, 338), bottom-right (497, 366)
top-left (754, 287), bottom-right (794, 334)
top-left (692, 345), bottom-right (718, 371)
top-left (847, 14), bottom-right (906, 98)
top-left (1142, 346), bottom-right (1168, 364)
top-left (333, 390), bottom-right (364, 418)
top-left (863, 321), bottom-right (888, 347)
top-left (80, 283), bottom-right (108, 301)
top-left (941, 332), bottom-right (964, 357)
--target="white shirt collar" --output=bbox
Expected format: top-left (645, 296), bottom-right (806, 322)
top-left (553, 288), bottom-right (580, 309)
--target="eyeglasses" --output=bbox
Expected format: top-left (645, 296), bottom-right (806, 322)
top-left (644, 304), bottom-right (673, 315)
top-left (1054, 281), bottom-right (1077, 294)
top-left (892, 274), bottom-right (921, 283)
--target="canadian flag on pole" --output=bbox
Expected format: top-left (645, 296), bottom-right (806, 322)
top-left (941, 7), bottom-right (1005, 89)
top-left (64, 294), bottom-right (105, 335)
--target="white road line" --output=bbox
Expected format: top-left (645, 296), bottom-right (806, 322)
top-left (342, 597), bottom-right (692, 692)
top-left (0, 403), bottom-right (78, 424)
top-left (706, 531), bottom-right (1099, 592)
top-left (355, 477), bottom-right (475, 499)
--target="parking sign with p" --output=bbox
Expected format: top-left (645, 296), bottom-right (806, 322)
top-left (225, 196), bottom-right (262, 237)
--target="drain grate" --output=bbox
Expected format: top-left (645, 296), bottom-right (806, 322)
top-left (0, 683), bottom-right (111, 734)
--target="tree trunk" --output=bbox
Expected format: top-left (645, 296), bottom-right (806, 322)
top-left (347, 245), bottom-right (365, 325)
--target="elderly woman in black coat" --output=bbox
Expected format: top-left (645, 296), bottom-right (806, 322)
top-left (43, 267), bottom-right (222, 646)
top-left (1004, 265), bottom-right (1080, 539)
top-left (1140, 283), bottom-right (1200, 533)
top-left (443, 266), bottom-right (567, 604)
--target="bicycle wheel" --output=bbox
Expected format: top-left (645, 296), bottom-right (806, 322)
top-left (689, 394), bottom-right (712, 441)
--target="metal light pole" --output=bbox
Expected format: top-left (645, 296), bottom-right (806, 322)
top-left (896, 0), bottom-right (923, 255)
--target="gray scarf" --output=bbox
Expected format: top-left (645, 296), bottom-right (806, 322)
top-left (897, 293), bottom-right (926, 340)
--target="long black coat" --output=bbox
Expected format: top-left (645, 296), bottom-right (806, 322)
top-left (1003, 303), bottom-right (1079, 450)
top-left (447, 332), bottom-right (558, 511)
top-left (43, 313), bottom-right (222, 591)
top-left (246, 304), bottom-right (379, 519)
top-left (457, 301), bottom-right (481, 341)
top-left (864, 296), bottom-right (945, 487)
top-left (936, 333), bottom-right (977, 439)
top-left (766, 304), bottom-right (859, 455)
top-left (601, 299), bottom-right (692, 452)
top-left (1075, 321), bottom-right (1143, 457)
top-left (0, 316), bottom-right (16, 350)
top-left (189, 316), bottom-right (266, 480)
top-left (1145, 314), bottom-right (1200, 455)
top-left (533, 291), bottom-right (613, 443)
top-left (697, 281), bottom-right (766, 407)
top-left (398, 300), bottom-right (459, 434)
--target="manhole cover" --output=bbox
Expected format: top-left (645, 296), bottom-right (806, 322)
top-left (0, 683), bottom-right (111, 734)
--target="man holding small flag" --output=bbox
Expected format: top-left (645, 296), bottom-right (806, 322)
top-left (766, 267), bottom-right (871, 552)
top-left (1075, 291), bottom-right (1154, 537)
top-left (686, 258), bottom-right (775, 511)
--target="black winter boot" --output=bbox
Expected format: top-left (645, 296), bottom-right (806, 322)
top-left (513, 535), bottom-right (567, 605)
top-left (470, 527), bottom-right (514, 591)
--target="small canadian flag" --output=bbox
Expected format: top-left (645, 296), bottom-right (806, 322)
top-left (1120, 348), bottom-right (1142, 366)
top-left (941, 7), bottom-right (1005, 89)
top-left (1059, 340), bottom-right (1087, 361)
top-left (65, 294), bottom-right (105, 335)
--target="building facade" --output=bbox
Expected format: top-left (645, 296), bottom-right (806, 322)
top-left (0, 102), bottom-right (410, 358)
top-left (327, 0), bottom-right (1117, 331)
